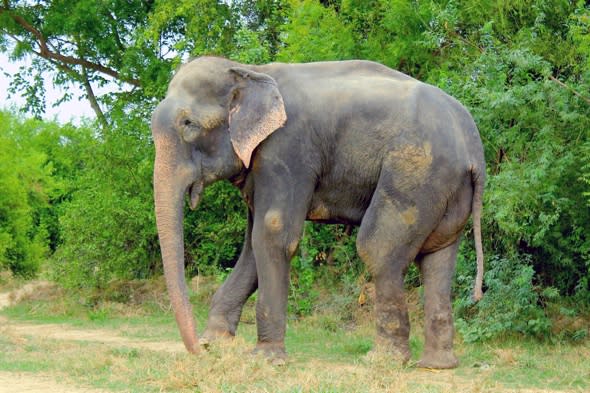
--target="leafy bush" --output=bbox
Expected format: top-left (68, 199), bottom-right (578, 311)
top-left (0, 112), bottom-right (90, 277)
top-left (456, 256), bottom-right (554, 342)
top-left (445, 44), bottom-right (590, 301)
top-left (278, 0), bottom-right (357, 62)
top-left (51, 125), bottom-right (159, 289)
top-left (183, 181), bottom-right (247, 276)
top-left (289, 223), bottom-right (363, 317)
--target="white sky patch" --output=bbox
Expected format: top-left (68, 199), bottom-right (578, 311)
top-left (0, 52), bottom-right (98, 124)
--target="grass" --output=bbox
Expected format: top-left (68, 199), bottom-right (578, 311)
top-left (1, 279), bottom-right (589, 392)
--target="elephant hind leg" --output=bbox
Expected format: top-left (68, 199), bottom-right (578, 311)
top-left (356, 189), bottom-right (430, 364)
top-left (421, 175), bottom-right (472, 254)
top-left (416, 239), bottom-right (460, 369)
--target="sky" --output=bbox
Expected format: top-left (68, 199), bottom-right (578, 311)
top-left (0, 52), bottom-right (98, 124)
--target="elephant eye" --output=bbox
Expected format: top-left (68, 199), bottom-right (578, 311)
top-left (183, 128), bottom-right (200, 143)
top-left (181, 119), bottom-right (201, 143)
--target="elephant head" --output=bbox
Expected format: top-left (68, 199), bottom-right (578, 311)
top-left (151, 57), bottom-right (287, 353)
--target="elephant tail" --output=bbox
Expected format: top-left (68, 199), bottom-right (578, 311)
top-left (471, 166), bottom-right (485, 302)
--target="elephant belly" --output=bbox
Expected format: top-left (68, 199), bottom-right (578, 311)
top-left (306, 188), bottom-right (371, 225)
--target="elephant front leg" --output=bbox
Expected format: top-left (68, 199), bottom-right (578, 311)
top-left (417, 240), bottom-right (460, 369)
top-left (202, 246), bottom-right (257, 344)
top-left (203, 213), bottom-right (257, 344)
top-left (251, 207), bottom-right (303, 364)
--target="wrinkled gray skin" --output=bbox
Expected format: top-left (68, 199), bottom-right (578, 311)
top-left (152, 56), bottom-right (485, 369)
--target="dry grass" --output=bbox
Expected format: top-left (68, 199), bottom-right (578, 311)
top-left (144, 337), bottom-right (590, 393)
top-left (5, 327), bottom-right (584, 393)
top-left (151, 338), bottom-right (448, 393)
top-left (2, 280), bottom-right (590, 392)
top-left (493, 348), bottom-right (519, 366)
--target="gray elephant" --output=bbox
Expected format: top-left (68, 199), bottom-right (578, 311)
top-left (151, 56), bottom-right (485, 369)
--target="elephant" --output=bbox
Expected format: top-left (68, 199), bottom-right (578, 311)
top-left (151, 56), bottom-right (485, 369)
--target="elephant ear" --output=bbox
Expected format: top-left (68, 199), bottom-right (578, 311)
top-left (228, 67), bottom-right (287, 168)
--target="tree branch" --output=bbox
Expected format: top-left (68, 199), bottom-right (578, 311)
top-left (81, 66), bottom-right (109, 130)
top-left (0, 7), bottom-right (141, 86)
top-left (6, 30), bottom-right (111, 127)
top-left (105, 10), bottom-right (126, 52)
top-left (549, 75), bottom-right (590, 106)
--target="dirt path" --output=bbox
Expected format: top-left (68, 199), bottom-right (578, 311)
top-left (4, 322), bottom-right (184, 353)
top-left (0, 371), bottom-right (108, 393)
top-left (0, 282), bottom-right (182, 393)
top-left (1, 282), bottom-right (183, 352)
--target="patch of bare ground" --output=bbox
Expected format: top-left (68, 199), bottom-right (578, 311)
top-left (0, 281), bottom-right (183, 393)
top-left (0, 372), bottom-right (107, 393)
top-left (0, 281), bottom-right (184, 352)
top-left (2, 325), bottom-right (179, 356)
top-left (2, 321), bottom-right (184, 353)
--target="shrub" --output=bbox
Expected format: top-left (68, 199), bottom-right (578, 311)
top-left (456, 255), bottom-right (553, 342)
top-left (51, 126), bottom-right (159, 289)
top-left (0, 112), bottom-right (81, 277)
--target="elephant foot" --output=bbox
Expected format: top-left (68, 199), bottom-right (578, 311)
top-left (199, 328), bottom-right (234, 349)
top-left (252, 342), bottom-right (287, 366)
top-left (417, 350), bottom-right (459, 369)
top-left (365, 342), bottom-right (411, 366)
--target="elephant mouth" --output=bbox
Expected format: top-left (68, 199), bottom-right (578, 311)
top-left (188, 181), bottom-right (203, 210)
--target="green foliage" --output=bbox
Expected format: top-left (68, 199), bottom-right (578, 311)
top-left (184, 182), bottom-right (247, 276)
top-left (278, 0), bottom-right (356, 62)
top-left (1, 0), bottom-right (590, 342)
top-left (0, 117), bottom-right (47, 276)
top-left (440, 31), bottom-right (590, 303)
top-left (583, 140), bottom-right (590, 207)
top-left (231, 0), bottom-right (290, 59)
top-left (456, 256), bottom-right (553, 342)
top-left (146, 0), bottom-right (236, 58)
top-left (0, 0), bottom-right (169, 114)
top-left (0, 111), bottom-right (89, 277)
top-left (340, 0), bottom-right (440, 75)
top-left (290, 253), bottom-right (318, 317)
top-left (290, 223), bottom-right (362, 317)
top-left (51, 118), bottom-right (158, 289)
top-left (229, 28), bottom-right (272, 64)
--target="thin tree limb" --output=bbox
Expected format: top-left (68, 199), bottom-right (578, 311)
top-left (549, 75), bottom-right (590, 106)
top-left (105, 11), bottom-right (126, 52)
top-left (5, 31), bottom-right (110, 127)
top-left (81, 66), bottom-right (109, 130)
top-left (0, 7), bottom-right (141, 86)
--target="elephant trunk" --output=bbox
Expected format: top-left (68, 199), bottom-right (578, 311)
top-left (153, 137), bottom-right (201, 354)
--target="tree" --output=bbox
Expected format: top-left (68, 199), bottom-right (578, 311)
top-left (0, 0), bottom-right (280, 284)
top-left (1, 1), bottom-right (589, 338)
top-left (0, 110), bottom-right (93, 276)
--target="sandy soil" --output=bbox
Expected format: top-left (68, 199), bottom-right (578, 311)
top-left (0, 371), bottom-right (108, 393)
top-left (4, 322), bottom-right (184, 353)
top-left (0, 282), bottom-right (182, 393)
